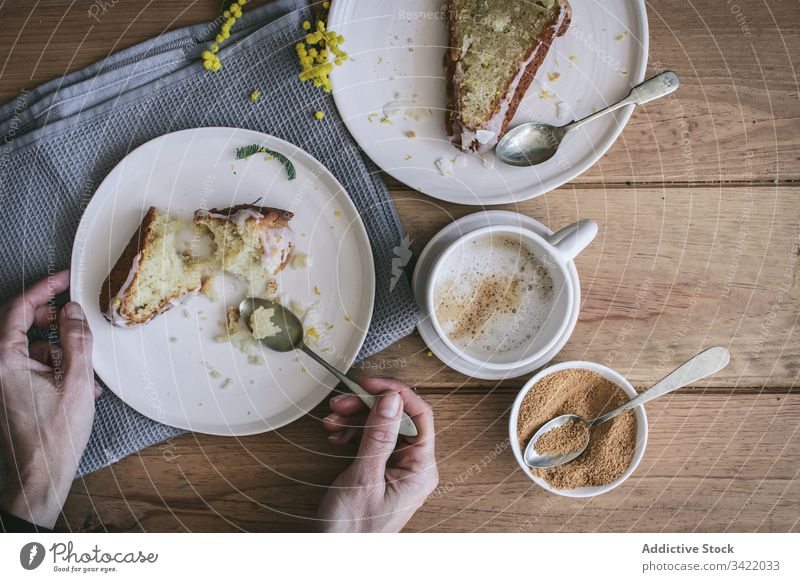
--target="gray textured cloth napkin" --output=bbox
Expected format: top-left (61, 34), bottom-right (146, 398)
top-left (0, 0), bottom-right (419, 478)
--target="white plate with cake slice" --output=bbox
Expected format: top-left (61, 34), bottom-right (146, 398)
top-left (71, 127), bottom-right (375, 436)
top-left (328, 0), bottom-right (648, 204)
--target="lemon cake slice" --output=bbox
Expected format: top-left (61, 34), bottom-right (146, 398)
top-left (100, 207), bottom-right (201, 327)
top-left (444, 0), bottom-right (571, 153)
top-left (194, 204), bottom-right (294, 295)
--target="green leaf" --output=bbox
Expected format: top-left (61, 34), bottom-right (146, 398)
top-left (235, 144), bottom-right (297, 181)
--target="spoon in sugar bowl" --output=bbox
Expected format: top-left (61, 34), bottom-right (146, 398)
top-left (523, 346), bottom-right (730, 469)
top-left (239, 297), bottom-right (418, 437)
top-left (496, 71), bottom-right (680, 167)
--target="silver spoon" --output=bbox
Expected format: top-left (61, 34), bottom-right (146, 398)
top-left (239, 297), bottom-right (418, 437)
top-left (523, 346), bottom-right (730, 469)
top-left (496, 71), bottom-right (680, 167)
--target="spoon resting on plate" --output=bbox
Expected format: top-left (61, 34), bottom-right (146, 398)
top-left (239, 297), bottom-right (418, 437)
top-left (495, 71), bottom-right (680, 167)
top-left (523, 346), bottom-right (730, 469)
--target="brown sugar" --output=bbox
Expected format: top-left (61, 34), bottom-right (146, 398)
top-left (516, 368), bottom-right (637, 489)
top-left (534, 420), bottom-right (589, 456)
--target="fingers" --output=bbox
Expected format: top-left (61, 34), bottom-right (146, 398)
top-left (351, 391), bottom-right (403, 485)
top-left (28, 340), bottom-right (63, 368)
top-left (58, 302), bottom-right (94, 390)
top-left (324, 378), bottom-right (436, 455)
top-left (323, 392), bottom-right (369, 446)
top-left (329, 393), bottom-right (366, 416)
top-left (327, 426), bottom-right (358, 445)
top-left (322, 412), bottom-right (364, 431)
top-left (359, 377), bottom-right (435, 452)
top-left (33, 303), bottom-right (59, 329)
top-left (0, 270), bottom-right (70, 356)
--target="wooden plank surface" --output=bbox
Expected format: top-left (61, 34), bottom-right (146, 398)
top-left (0, 0), bottom-right (797, 532)
top-left (363, 186), bottom-right (800, 389)
top-left (0, 0), bottom-right (798, 183)
top-left (59, 393), bottom-right (800, 532)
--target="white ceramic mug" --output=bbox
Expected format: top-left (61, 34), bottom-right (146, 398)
top-left (425, 219), bottom-right (598, 371)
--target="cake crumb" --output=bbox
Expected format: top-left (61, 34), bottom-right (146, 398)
top-left (200, 276), bottom-right (219, 302)
top-left (248, 354), bottom-right (265, 366)
top-left (250, 306), bottom-right (281, 339)
top-left (290, 252), bottom-right (308, 268)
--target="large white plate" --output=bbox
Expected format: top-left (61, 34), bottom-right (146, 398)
top-left (328, 0), bottom-right (648, 204)
top-left (71, 127), bottom-right (375, 436)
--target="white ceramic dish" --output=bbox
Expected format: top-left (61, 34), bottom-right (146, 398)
top-left (328, 0), bottom-right (648, 205)
top-left (71, 127), bottom-right (375, 436)
top-left (424, 221), bottom-right (596, 371)
top-left (412, 211), bottom-right (582, 380)
top-left (509, 360), bottom-right (648, 497)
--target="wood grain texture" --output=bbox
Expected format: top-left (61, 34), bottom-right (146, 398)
top-left (0, 0), bottom-right (797, 183)
top-left (59, 393), bottom-right (800, 532)
top-left (360, 186), bottom-right (800, 389)
top-left (0, 0), bottom-right (796, 533)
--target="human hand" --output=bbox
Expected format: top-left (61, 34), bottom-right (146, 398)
top-left (317, 377), bottom-right (438, 532)
top-left (0, 269), bottom-right (99, 528)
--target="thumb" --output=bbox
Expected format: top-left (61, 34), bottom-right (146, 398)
top-left (58, 302), bottom-right (94, 390)
top-left (352, 392), bottom-right (403, 485)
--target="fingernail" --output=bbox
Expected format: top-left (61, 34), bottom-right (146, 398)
top-left (331, 393), bottom-right (349, 403)
top-left (323, 413), bottom-right (340, 424)
top-left (65, 302), bottom-right (84, 320)
top-left (377, 392), bottom-right (401, 419)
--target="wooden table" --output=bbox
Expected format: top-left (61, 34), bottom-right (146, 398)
top-left (1, 0), bottom-right (797, 532)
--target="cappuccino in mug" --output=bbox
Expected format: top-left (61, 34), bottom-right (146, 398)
top-left (433, 233), bottom-right (556, 361)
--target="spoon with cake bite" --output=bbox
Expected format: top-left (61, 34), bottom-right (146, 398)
top-left (496, 71), bottom-right (680, 167)
top-left (523, 346), bottom-right (730, 469)
top-left (239, 297), bottom-right (418, 437)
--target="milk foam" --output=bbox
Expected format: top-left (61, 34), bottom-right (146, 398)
top-left (433, 234), bottom-right (555, 359)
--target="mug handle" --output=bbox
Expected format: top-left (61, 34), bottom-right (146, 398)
top-left (547, 219), bottom-right (598, 262)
